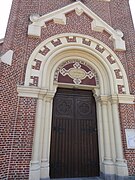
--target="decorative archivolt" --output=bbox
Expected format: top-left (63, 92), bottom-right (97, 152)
top-left (28, 1), bottom-right (125, 51)
top-left (24, 33), bottom-right (129, 95)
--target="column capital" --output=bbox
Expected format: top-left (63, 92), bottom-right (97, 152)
top-left (96, 95), bottom-right (109, 104)
top-left (92, 88), bottom-right (100, 100)
top-left (38, 94), bottom-right (45, 100)
top-left (37, 89), bottom-right (48, 100)
top-left (45, 91), bottom-right (55, 102)
top-left (108, 95), bottom-right (118, 104)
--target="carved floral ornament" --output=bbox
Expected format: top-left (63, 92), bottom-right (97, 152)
top-left (28, 1), bottom-right (125, 51)
top-left (54, 60), bottom-right (98, 86)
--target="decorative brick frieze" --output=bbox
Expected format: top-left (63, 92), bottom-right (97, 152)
top-left (32, 59), bottom-right (42, 70)
top-left (24, 33), bottom-right (128, 95)
top-left (66, 36), bottom-right (76, 42)
top-left (30, 76), bottom-right (39, 86)
top-left (82, 38), bottom-right (91, 46)
top-left (51, 38), bottom-right (62, 47)
top-left (95, 44), bottom-right (105, 53)
top-left (39, 46), bottom-right (50, 56)
top-left (107, 54), bottom-right (116, 64)
top-left (118, 85), bottom-right (125, 94)
top-left (114, 69), bottom-right (123, 79)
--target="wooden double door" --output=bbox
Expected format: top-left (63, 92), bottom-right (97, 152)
top-left (50, 88), bottom-right (99, 178)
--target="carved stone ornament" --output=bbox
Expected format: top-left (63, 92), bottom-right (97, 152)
top-left (54, 60), bottom-right (98, 86)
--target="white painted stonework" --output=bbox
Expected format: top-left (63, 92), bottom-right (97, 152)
top-left (0, 38), bottom-right (4, 44)
top-left (0, 50), bottom-right (14, 65)
top-left (17, 33), bottom-right (134, 180)
top-left (28, 1), bottom-right (125, 51)
top-left (24, 33), bottom-right (129, 94)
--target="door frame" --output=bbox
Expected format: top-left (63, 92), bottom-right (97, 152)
top-left (49, 88), bottom-right (100, 178)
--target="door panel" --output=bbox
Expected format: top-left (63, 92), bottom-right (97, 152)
top-left (50, 88), bottom-right (99, 178)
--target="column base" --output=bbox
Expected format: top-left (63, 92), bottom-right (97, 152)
top-left (101, 172), bottom-right (135, 180)
top-left (115, 160), bottom-right (128, 177)
top-left (101, 159), bottom-right (129, 180)
top-left (29, 161), bottom-right (40, 180)
top-left (40, 159), bottom-right (50, 179)
top-left (101, 160), bottom-right (115, 175)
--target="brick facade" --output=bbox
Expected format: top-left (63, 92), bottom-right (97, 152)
top-left (0, 41), bottom-right (3, 53)
top-left (119, 104), bottom-right (135, 175)
top-left (0, 0), bottom-right (135, 179)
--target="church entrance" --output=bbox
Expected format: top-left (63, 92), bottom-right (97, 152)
top-left (49, 88), bottom-right (99, 178)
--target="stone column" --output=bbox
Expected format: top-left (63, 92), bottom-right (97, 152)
top-left (40, 92), bottom-right (54, 179)
top-left (107, 101), bottom-right (116, 162)
top-left (93, 89), bottom-right (104, 164)
top-left (29, 95), bottom-right (44, 180)
top-left (100, 96), bottom-right (114, 175)
top-left (111, 96), bottom-right (128, 176)
top-left (39, 97), bottom-right (46, 161)
top-left (95, 98), bottom-right (104, 170)
top-left (101, 96), bottom-right (112, 162)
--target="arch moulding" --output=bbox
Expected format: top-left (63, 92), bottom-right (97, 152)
top-left (17, 33), bottom-right (134, 180)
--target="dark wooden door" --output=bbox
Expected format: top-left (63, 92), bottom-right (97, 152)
top-left (50, 88), bottom-right (99, 178)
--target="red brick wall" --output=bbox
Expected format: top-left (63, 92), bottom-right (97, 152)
top-left (7, 97), bottom-right (37, 180)
top-left (109, 0), bottom-right (135, 94)
top-left (119, 104), bottom-right (135, 176)
top-left (0, 63), bottom-right (19, 179)
top-left (0, 0), bottom-right (135, 178)
top-left (0, 95), bottom-right (36, 179)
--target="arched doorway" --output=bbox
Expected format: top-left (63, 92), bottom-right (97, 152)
top-left (17, 33), bottom-right (132, 180)
top-left (50, 88), bottom-right (99, 178)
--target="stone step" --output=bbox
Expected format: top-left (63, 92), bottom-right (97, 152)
top-left (51, 177), bottom-right (103, 180)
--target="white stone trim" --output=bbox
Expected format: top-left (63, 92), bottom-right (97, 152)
top-left (0, 38), bottom-right (4, 44)
top-left (17, 86), bottom-right (47, 98)
top-left (24, 33), bottom-right (129, 95)
top-left (18, 90), bottom-right (128, 180)
top-left (0, 50), bottom-right (14, 65)
top-left (30, 96), bottom-right (43, 180)
top-left (118, 94), bottom-right (135, 104)
top-left (53, 14), bottom-right (66, 25)
top-left (17, 86), bottom-right (135, 106)
top-left (17, 33), bottom-right (133, 180)
top-left (28, 1), bottom-right (125, 51)
top-left (23, 85), bottom-right (129, 180)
